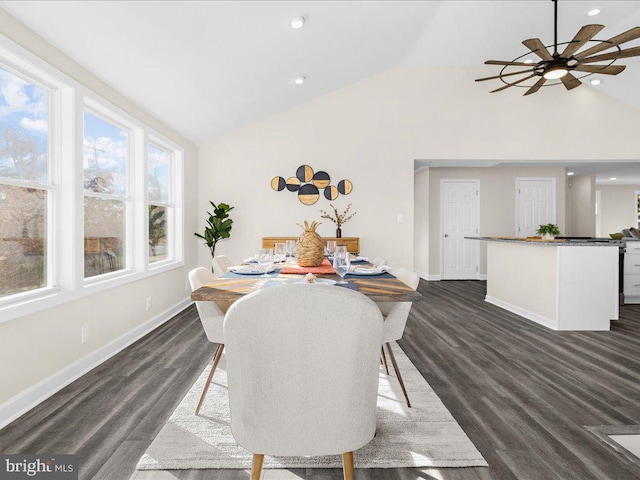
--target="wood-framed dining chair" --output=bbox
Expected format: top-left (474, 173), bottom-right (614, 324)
top-left (188, 267), bottom-right (225, 415)
top-left (223, 283), bottom-right (384, 480)
top-left (378, 267), bottom-right (420, 408)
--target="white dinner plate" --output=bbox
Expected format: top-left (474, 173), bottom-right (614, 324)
top-left (287, 278), bottom-right (337, 285)
top-left (229, 265), bottom-right (275, 275)
top-left (348, 268), bottom-right (386, 276)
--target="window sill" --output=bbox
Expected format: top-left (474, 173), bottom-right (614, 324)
top-left (0, 260), bottom-right (184, 324)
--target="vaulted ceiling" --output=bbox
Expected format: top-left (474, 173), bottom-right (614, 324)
top-left (2, 1), bottom-right (640, 146)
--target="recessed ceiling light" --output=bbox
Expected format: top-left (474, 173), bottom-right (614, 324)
top-left (289, 16), bottom-right (305, 29)
top-left (294, 76), bottom-right (306, 85)
top-left (590, 78), bottom-right (602, 86)
top-left (567, 172), bottom-right (575, 176)
top-left (587, 8), bottom-right (601, 17)
top-left (610, 177), bottom-right (617, 181)
top-left (524, 58), bottom-right (534, 64)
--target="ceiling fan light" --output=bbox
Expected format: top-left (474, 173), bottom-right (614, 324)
top-left (543, 67), bottom-right (568, 80)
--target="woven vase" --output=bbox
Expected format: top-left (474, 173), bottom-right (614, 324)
top-left (295, 221), bottom-right (324, 267)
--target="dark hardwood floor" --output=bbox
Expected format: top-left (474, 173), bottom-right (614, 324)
top-left (2, 280), bottom-right (640, 480)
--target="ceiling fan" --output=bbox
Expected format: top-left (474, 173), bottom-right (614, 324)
top-left (476, 0), bottom-right (640, 95)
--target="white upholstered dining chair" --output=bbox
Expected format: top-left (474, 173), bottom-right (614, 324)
top-left (211, 254), bottom-right (233, 277)
top-left (188, 267), bottom-right (225, 415)
top-left (224, 283), bottom-right (384, 480)
top-left (378, 267), bottom-right (420, 408)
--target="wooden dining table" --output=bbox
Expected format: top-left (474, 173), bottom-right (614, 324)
top-left (191, 267), bottom-right (422, 305)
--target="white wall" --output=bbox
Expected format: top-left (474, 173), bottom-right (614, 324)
top-left (414, 168), bottom-right (430, 277)
top-left (567, 174), bottom-right (596, 237)
top-left (197, 66), bottom-right (640, 274)
top-left (426, 166), bottom-right (567, 276)
top-left (0, 10), bottom-right (198, 413)
top-left (598, 184), bottom-right (640, 235)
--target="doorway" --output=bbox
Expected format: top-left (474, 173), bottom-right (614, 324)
top-left (440, 180), bottom-right (480, 280)
top-left (516, 178), bottom-right (556, 237)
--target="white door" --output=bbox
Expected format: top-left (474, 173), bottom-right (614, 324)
top-left (516, 178), bottom-right (556, 237)
top-left (441, 180), bottom-right (480, 280)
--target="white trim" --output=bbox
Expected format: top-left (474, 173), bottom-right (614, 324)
top-left (414, 270), bottom-right (431, 281)
top-left (515, 177), bottom-right (557, 237)
top-left (0, 298), bottom-right (193, 430)
top-left (478, 274), bottom-right (487, 281)
top-left (440, 179), bottom-right (480, 280)
top-left (426, 274), bottom-right (442, 281)
top-left (636, 190), bottom-right (640, 229)
top-left (485, 295), bottom-right (558, 330)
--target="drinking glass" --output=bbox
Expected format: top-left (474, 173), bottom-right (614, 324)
top-left (333, 246), bottom-right (350, 284)
top-left (285, 239), bottom-right (296, 260)
top-left (326, 240), bottom-right (337, 257)
top-left (258, 248), bottom-right (273, 275)
top-left (274, 242), bottom-right (286, 262)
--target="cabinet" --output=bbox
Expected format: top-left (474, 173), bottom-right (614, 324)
top-left (262, 237), bottom-right (360, 254)
top-left (624, 240), bottom-right (640, 304)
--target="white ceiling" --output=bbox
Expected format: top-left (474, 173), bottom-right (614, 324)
top-left (2, 0), bottom-right (640, 147)
top-left (0, 0), bottom-right (640, 182)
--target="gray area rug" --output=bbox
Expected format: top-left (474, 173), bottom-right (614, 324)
top-left (137, 342), bottom-right (488, 470)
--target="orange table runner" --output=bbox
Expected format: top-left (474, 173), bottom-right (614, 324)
top-left (280, 258), bottom-right (335, 274)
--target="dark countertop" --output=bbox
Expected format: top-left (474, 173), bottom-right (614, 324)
top-left (465, 236), bottom-right (622, 247)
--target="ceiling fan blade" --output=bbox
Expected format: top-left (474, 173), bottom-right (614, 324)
top-left (560, 73), bottom-right (582, 91)
top-left (524, 77), bottom-right (547, 96)
top-left (522, 38), bottom-right (554, 61)
top-left (485, 60), bottom-right (537, 67)
top-left (561, 24), bottom-right (605, 58)
top-left (475, 68), bottom-right (535, 82)
top-left (572, 64), bottom-right (626, 75)
top-left (490, 74), bottom-right (537, 93)
top-left (580, 45), bottom-right (640, 64)
top-left (576, 26), bottom-right (640, 59)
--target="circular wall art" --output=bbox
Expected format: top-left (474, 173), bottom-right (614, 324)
top-left (338, 179), bottom-right (353, 195)
top-left (296, 164), bottom-right (314, 183)
top-left (324, 185), bottom-right (339, 200)
top-left (312, 171), bottom-right (330, 189)
top-left (271, 176), bottom-right (286, 191)
top-left (271, 165), bottom-right (354, 205)
top-left (285, 176), bottom-right (301, 192)
top-left (298, 183), bottom-right (320, 205)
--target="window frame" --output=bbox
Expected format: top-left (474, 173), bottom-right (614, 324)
top-left (82, 103), bottom-right (135, 283)
top-left (0, 33), bottom-right (185, 323)
top-left (0, 49), bottom-right (62, 308)
top-left (146, 135), bottom-right (183, 269)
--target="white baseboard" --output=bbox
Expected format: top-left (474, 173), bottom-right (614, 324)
top-left (478, 274), bottom-right (487, 280)
top-left (484, 295), bottom-right (557, 330)
top-left (415, 270), bottom-right (435, 281)
top-left (0, 297), bottom-right (193, 430)
top-left (426, 275), bottom-right (442, 281)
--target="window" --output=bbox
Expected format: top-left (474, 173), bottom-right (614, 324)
top-left (0, 37), bottom-right (184, 321)
top-left (82, 111), bottom-right (129, 279)
top-left (148, 143), bottom-right (171, 263)
top-left (0, 65), bottom-right (50, 298)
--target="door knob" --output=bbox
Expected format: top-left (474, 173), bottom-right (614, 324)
top-left (444, 234), bottom-right (449, 238)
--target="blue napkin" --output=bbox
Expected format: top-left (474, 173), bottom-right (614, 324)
top-left (335, 281), bottom-right (358, 291)
top-left (344, 272), bottom-right (395, 279)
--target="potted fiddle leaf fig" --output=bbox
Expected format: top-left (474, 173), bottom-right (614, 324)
top-left (537, 223), bottom-right (561, 240)
top-left (195, 201), bottom-right (234, 258)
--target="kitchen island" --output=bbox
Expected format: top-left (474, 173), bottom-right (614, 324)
top-left (467, 237), bottom-right (619, 331)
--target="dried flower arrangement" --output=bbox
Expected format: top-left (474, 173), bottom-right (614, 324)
top-left (319, 204), bottom-right (356, 238)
